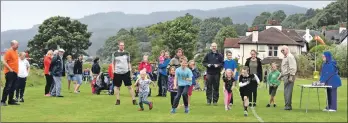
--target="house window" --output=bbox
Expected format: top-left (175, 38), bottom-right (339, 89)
top-left (268, 46), bottom-right (278, 57)
top-left (258, 45), bottom-right (266, 52)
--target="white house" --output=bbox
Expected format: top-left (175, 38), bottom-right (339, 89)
top-left (238, 22), bottom-right (302, 65)
top-left (224, 38), bottom-right (241, 64)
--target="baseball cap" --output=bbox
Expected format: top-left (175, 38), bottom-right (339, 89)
top-left (58, 49), bottom-right (65, 52)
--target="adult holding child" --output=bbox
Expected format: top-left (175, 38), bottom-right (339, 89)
top-left (244, 49), bottom-right (262, 107)
top-left (320, 51), bottom-right (341, 112)
top-left (157, 51), bottom-right (171, 97)
top-left (202, 42), bottom-right (224, 106)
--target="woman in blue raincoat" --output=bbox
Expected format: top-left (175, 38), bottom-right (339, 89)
top-left (319, 51), bottom-right (341, 112)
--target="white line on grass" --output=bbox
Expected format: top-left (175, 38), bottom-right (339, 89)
top-left (251, 107), bottom-right (264, 122)
top-left (235, 88), bottom-right (265, 122)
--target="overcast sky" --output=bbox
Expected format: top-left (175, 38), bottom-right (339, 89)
top-left (1, 1), bottom-right (334, 32)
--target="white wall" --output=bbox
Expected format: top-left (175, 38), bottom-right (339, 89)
top-left (341, 37), bottom-right (347, 45)
top-left (224, 48), bottom-right (241, 64)
top-left (240, 44), bottom-right (301, 64)
top-left (301, 44), bottom-right (307, 52)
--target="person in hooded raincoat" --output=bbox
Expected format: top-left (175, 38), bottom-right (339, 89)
top-left (320, 51), bottom-right (342, 112)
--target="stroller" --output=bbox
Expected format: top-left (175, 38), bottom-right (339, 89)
top-left (94, 72), bottom-right (114, 95)
top-left (133, 72), bottom-right (152, 97)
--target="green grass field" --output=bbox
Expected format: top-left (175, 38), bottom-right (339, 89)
top-left (1, 70), bottom-right (347, 122)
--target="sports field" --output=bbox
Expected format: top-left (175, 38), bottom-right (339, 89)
top-left (1, 70), bottom-right (347, 122)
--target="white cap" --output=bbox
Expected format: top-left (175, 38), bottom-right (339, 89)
top-left (58, 49), bottom-right (65, 52)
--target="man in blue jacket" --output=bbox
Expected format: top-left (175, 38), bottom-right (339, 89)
top-left (157, 51), bottom-right (171, 97)
top-left (202, 42), bottom-right (224, 105)
top-left (49, 49), bottom-right (65, 97)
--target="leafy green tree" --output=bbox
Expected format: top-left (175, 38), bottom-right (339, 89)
top-left (304, 8), bottom-right (316, 19)
top-left (221, 17), bottom-right (233, 26)
top-left (27, 16), bottom-right (92, 68)
top-left (213, 25), bottom-right (239, 53)
top-left (163, 14), bottom-right (199, 60)
top-left (252, 12), bottom-right (271, 26)
top-left (233, 23), bottom-right (249, 36)
top-left (281, 13), bottom-right (306, 29)
top-left (100, 28), bottom-right (141, 65)
top-left (148, 14), bottom-right (199, 60)
top-left (269, 10), bottom-right (287, 23)
top-left (198, 20), bottom-right (224, 49)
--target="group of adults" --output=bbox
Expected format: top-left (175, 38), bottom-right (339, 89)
top-left (1, 40), bottom-right (30, 106)
top-left (43, 49), bottom-right (86, 97)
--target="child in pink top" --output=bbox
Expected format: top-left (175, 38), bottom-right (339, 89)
top-left (158, 50), bottom-right (165, 64)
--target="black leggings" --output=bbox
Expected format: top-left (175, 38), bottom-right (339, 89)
top-left (45, 74), bottom-right (53, 94)
top-left (170, 92), bottom-right (177, 106)
top-left (249, 88), bottom-right (257, 103)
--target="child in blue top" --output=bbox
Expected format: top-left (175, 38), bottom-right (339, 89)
top-left (222, 50), bottom-right (237, 106)
top-left (171, 58), bottom-right (193, 114)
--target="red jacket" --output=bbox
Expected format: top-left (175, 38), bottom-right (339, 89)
top-left (108, 63), bottom-right (113, 79)
top-left (138, 61), bottom-right (152, 73)
top-left (44, 56), bottom-right (52, 75)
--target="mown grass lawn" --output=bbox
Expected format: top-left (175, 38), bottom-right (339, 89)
top-left (0, 69), bottom-right (347, 122)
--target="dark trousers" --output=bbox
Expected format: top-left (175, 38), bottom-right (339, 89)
top-left (327, 88), bottom-right (338, 110)
top-left (170, 92), bottom-right (178, 106)
top-left (249, 88), bottom-right (257, 103)
top-left (1, 72), bottom-right (18, 103)
top-left (157, 74), bottom-right (163, 96)
top-left (159, 74), bottom-right (168, 96)
top-left (172, 85), bottom-right (189, 108)
top-left (15, 77), bottom-right (27, 99)
top-left (206, 74), bottom-right (220, 103)
top-left (45, 74), bottom-right (53, 94)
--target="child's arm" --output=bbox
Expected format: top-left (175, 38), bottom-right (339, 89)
top-left (134, 79), bottom-right (139, 87)
top-left (254, 74), bottom-right (260, 84)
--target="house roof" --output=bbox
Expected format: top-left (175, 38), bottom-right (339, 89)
top-left (224, 38), bottom-right (240, 48)
top-left (336, 30), bottom-right (348, 44)
top-left (282, 29), bottom-right (306, 46)
top-left (295, 30), bottom-right (321, 37)
top-left (324, 30), bottom-right (339, 41)
top-left (239, 27), bottom-right (301, 45)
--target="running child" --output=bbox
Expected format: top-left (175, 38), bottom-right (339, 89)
top-left (134, 70), bottom-right (154, 111)
top-left (239, 66), bottom-right (260, 116)
top-left (266, 63), bottom-right (281, 108)
top-left (171, 57), bottom-right (193, 114)
top-left (168, 66), bottom-right (178, 106)
top-left (223, 69), bottom-right (235, 111)
top-left (222, 50), bottom-right (237, 106)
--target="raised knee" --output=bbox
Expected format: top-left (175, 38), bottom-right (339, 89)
top-left (244, 96), bottom-right (248, 101)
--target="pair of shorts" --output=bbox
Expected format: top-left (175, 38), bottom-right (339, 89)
top-left (239, 87), bottom-right (252, 101)
top-left (74, 74), bottom-right (83, 85)
top-left (269, 86), bottom-right (278, 96)
top-left (188, 85), bottom-right (194, 96)
top-left (113, 71), bottom-right (132, 87)
top-left (67, 75), bottom-right (75, 81)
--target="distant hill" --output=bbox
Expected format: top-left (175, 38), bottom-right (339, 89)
top-left (1, 4), bottom-right (307, 55)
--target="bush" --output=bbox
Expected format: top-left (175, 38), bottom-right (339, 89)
top-left (296, 54), bottom-right (315, 78)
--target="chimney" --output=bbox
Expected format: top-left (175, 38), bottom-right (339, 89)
top-left (245, 28), bottom-right (252, 36)
top-left (252, 26), bottom-right (258, 43)
top-left (339, 23), bottom-right (346, 33)
top-left (266, 20), bottom-right (282, 31)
